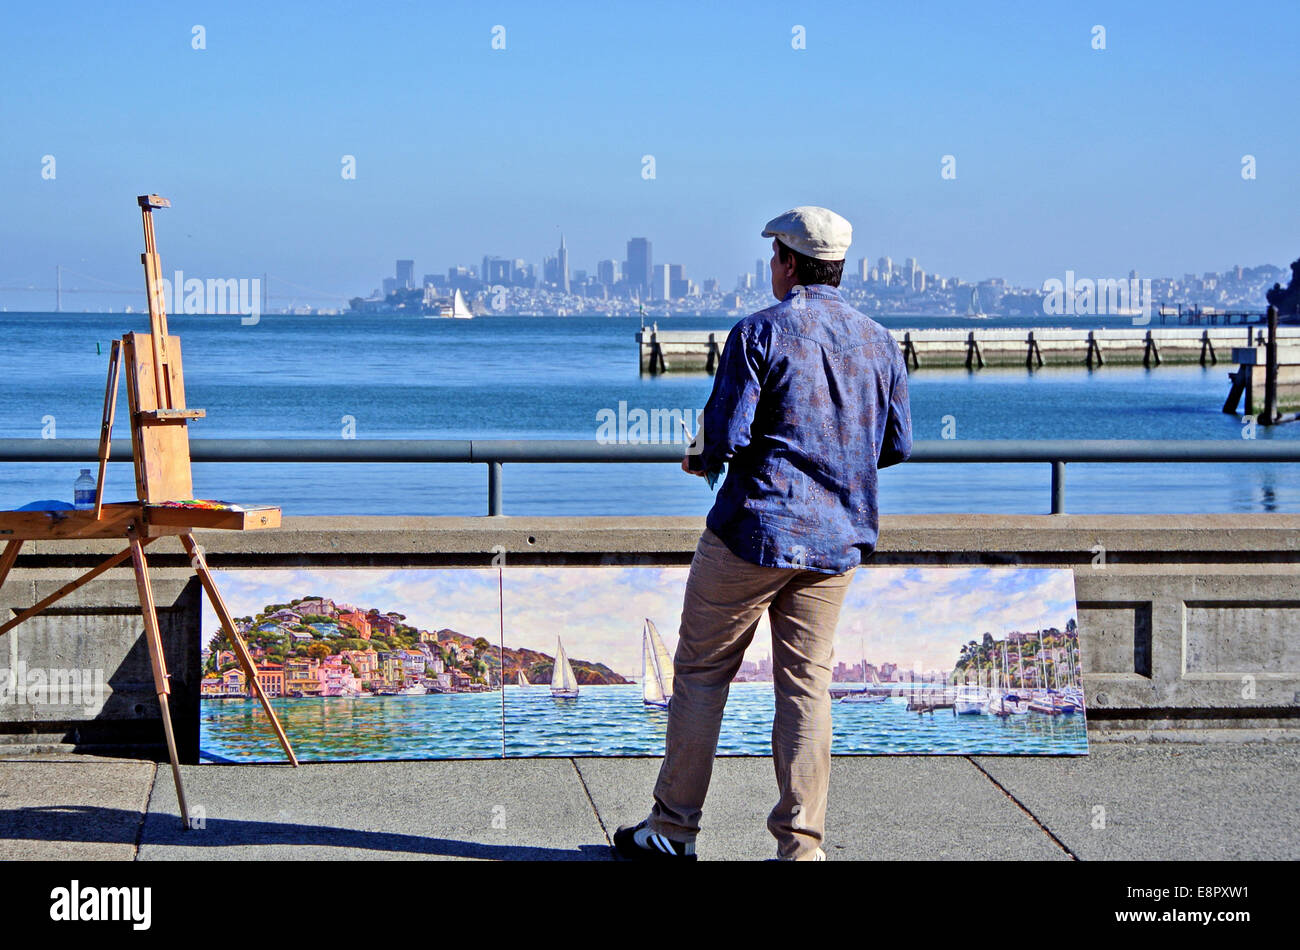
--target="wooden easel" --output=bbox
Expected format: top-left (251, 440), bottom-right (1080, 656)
top-left (0, 195), bottom-right (298, 828)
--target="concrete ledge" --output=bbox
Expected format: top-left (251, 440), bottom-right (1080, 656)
top-left (2, 514), bottom-right (1298, 755)
top-left (14, 512), bottom-right (1300, 559)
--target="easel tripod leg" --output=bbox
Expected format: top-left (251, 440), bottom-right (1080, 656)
top-left (180, 534), bottom-right (298, 767)
top-left (127, 527), bottom-right (190, 829)
top-left (0, 541), bottom-right (156, 640)
top-left (0, 540), bottom-right (22, 592)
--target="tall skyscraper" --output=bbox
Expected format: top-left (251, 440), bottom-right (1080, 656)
top-left (482, 257), bottom-right (514, 284)
top-left (557, 234), bottom-right (569, 294)
top-left (626, 238), bottom-right (652, 297)
top-left (669, 264), bottom-right (690, 299)
top-left (858, 258), bottom-right (870, 283)
top-left (755, 258), bottom-right (766, 286)
top-left (446, 265), bottom-right (475, 292)
top-left (878, 256), bottom-right (893, 284)
top-left (652, 263), bottom-right (672, 301)
top-left (597, 259), bottom-right (619, 285)
top-left (396, 260), bottom-right (415, 290)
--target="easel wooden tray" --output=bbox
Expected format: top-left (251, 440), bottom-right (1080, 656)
top-left (144, 502), bottom-right (281, 531)
top-left (0, 502), bottom-right (280, 539)
top-left (0, 504), bottom-right (180, 541)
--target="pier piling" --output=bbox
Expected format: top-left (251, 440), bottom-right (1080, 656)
top-left (1259, 306), bottom-right (1279, 425)
top-left (1199, 330), bottom-right (1216, 366)
top-left (1085, 330), bottom-right (1104, 368)
top-left (1143, 330), bottom-right (1161, 368)
top-left (1027, 331), bottom-right (1043, 370)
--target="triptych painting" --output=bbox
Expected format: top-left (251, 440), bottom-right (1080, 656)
top-left (199, 566), bottom-right (1087, 762)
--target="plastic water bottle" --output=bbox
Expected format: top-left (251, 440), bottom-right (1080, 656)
top-left (73, 469), bottom-right (96, 510)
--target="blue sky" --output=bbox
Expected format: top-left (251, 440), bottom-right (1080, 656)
top-left (3, 0), bottom-right (1297, 306)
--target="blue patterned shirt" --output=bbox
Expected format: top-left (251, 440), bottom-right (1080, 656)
top-left (696, 284), bottom-right (912, 573)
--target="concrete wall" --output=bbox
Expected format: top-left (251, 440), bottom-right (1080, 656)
top-left (1, 513), bottom-right (1297, 758)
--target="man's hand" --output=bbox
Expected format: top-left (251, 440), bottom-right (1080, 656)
top-left (681, 456), bottom-right (706, 477)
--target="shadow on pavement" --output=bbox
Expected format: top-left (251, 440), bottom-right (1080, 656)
top-left (1, 806), bottom-right (613, 860)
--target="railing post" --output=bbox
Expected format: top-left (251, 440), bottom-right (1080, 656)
top-left (1050, 460), bottom-right (1066, 514)
top-left (487, 461), bottom-right (503, 516)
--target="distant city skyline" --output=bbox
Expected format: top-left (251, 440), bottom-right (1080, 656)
top-left (2, 1), bottom-right (1296, 311)
top-left (358, 245), bottom-right (1287, 301)
top-left (1, 243), bottom-right (1287, 316)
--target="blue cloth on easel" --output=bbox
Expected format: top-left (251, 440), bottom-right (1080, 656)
top-left (15, 500), bottom-right (75, 511)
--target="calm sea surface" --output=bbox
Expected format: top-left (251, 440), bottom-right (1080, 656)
top-left (201, 682), bottom-right (1087, 761)
top-left (2, 311), bottom-right (1296, 515)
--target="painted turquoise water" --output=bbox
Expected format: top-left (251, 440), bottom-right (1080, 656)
top-left (200, 682), bottom-right (1087, 762)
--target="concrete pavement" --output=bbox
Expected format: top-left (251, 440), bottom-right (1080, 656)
top-left (1, 737), bottom-right (1296, 861)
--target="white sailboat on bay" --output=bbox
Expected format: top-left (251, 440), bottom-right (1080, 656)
top-left (423, 287), bottom-right (473, 319)
top-left (641, 618), bottom-right (673, 708)
top-left (516, 670), bottom-right (530, 687)
top-left (550, 637), bottom-right (579, 699)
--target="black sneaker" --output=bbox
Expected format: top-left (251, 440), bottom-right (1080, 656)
top-left (612, 819), bottom-right (697, 861)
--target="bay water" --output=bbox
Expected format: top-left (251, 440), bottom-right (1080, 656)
top-left (2, 311), bottom-right (1296, 516)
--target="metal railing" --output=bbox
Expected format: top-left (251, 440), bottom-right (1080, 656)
top-left (2, 438), bottom-right (1299, 516)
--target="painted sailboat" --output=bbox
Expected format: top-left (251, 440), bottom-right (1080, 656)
top-left (955, 665), bottom-right (988, 714)
top-left (840, 640), bottom-right (887, 704)
top-left (990, 641), bottom-right (1031, 715)
top-left (641, 618), bottom-right (673, 708)
top-left (516, 670), bottom-right (530, 687)
top-left (550, 637), bottom-right (579, 699)
top-left (1060, 635), bottom-right (1085, 712)
top-left (955, 683), bottom-right (988, 714)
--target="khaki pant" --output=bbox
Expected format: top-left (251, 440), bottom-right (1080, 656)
top-left (648, 528), bottom-right (855, 860)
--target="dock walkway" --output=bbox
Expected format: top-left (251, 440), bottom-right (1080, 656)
top-left (637, 325), bottom-right (1300, 373)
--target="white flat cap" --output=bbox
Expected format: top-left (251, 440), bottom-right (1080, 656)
top-left (761, 206), bottom-right (852, 260)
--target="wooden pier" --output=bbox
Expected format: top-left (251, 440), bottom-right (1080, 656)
top-left (1223, 307), bottom-right (1300, 421)
top-left (827, 684), bottom-right (960, 714)
top-left (906, 687), bottom-right (957, 714)
top-left (637, 325), bottom-right (1300, 374)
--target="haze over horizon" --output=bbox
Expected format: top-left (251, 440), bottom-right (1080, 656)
top-left (3, 0), bottom-right (1297, 310)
